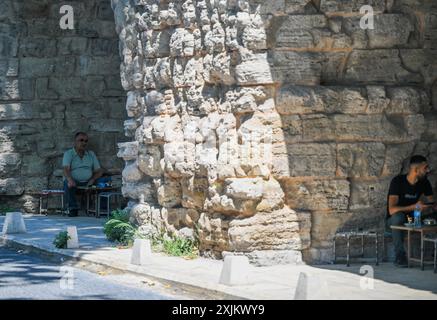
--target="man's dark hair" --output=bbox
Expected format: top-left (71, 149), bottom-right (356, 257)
top-left (75, 132), bottom-right (88, 139)
top-left (410, 155), bottom-right (427, 165)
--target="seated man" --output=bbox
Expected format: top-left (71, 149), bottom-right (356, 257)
top-left (63, 132), bottom-right (103, 217)
top-left (386, 155), bottom-right (437, 267)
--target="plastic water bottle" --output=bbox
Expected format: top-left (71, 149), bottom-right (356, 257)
top-left (413, 205), bottom-right (422, 227)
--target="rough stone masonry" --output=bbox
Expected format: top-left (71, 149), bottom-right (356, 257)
top-left (1, 0), bottom-right (437, 265)
top-left (113, 0), bottom-right (437, 265)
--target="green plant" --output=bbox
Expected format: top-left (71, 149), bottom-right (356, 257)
top-left (162, 235), bottom-right (198, 258)
top-left (0, 206), bottom-right (14, 215)
top-left (109, 208), bottom-right (130, 223)
top-left (53, 231), bottom-right (70, 249)
top-left (104, 219), bottom-right (134, 244)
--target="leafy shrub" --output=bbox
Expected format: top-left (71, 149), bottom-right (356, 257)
top-left (53, 231), bottom-right (70, 249)
top-left (0, 206), bottom-right (15, 215)
top-left (163, 237), bottom-right (196, 257)
top-left (104, 219), bottom-right (137, 245)
top-left (109, 209), bottom-right (130, 223)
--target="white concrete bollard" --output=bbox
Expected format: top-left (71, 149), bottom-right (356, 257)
top-left (130, 239), bottom-right (152, 266)
top-left (219, 255), bottom-right (250, 286)
top-left (2, 212), bottom-right (26, 234)
top-left (66, 226), bottom-right (79, 249)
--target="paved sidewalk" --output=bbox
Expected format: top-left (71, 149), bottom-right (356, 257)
top-left (1, 214), bottom-right (437, 300)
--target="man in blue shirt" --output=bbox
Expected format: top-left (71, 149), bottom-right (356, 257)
top-left (63, 132), bottom-right (103, 217)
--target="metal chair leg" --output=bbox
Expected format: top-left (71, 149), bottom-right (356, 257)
top-left (375, 233), bottom-right (379, 266)
top-left (434, 242), bottom-right (436, 274)
top-left (333, 237), bottom-right (337, 264)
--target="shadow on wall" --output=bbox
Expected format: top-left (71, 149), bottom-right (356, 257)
top-left (262, 0), bottom-right (437, 263)
top-left (0, 0), bottom-right (127, 212)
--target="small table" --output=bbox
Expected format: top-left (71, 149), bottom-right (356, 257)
top-left (390, 225), bottom-right (437, 269)
top-left (76, 186), bottom-right (117, 217)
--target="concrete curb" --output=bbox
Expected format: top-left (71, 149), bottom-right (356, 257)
top-left (0, 235), bottom-right (248, 300)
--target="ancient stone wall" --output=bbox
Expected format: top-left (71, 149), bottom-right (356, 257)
top-left (114, 0), bottom-right (437, 265)
top-left (0, 0), bottom-right (126, 211)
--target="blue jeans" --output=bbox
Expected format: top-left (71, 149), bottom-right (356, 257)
top-left (386, 212), bottom-right (407, 259)
top-left (63, 180), bottom-right (87, 210)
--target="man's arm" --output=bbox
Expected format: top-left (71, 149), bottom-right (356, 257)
top-left (87, 168), bottom-right (104, 186)
top-left (63, 166), bottom-right (76, 188)
top-left (388, 195), bottom-right (430, 216)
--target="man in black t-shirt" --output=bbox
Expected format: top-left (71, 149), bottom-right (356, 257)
top-left (386, 155), bottom-right (437, 267)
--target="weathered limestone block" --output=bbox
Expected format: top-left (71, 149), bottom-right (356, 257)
top-left (319, 0), bottom-right (386, 13)
top-left (156, 177), bottom-right (182, 208)
top-left (0, 59), bottom-right (18, 77)
top-left (386, 87), bottom-right (428, 114)
top-left (143, 59), bottom-right (157, 89)
top-left (283, 178), bottom-right (350, 211)
top-left (122, 181), bottom-right (155, 202)
top-left (269, 51), bottom-right (321, 85)
top-left (21, 155), bottom-right (50, 177)
top-left (241, 12), bottom-right (267, 50)
top-left (235, 50), bottom-right (273, 85)
top-left (270, 15), bottom-right (328, 48)
top-left (310, 211), bottom-right (353, 251)
top-left (130, 200), bottom-right (155, 226)
top-left (24, 177), bottom-right (49, 193)
top-left (301, 114), bottom-right (335, 142)
top-left (366, 86), bottom-right (389, 113)
top-left (142, 116), bottom-right (167, 144)
top-left (1, 78), bottom-right (34, 101)
top-left (146, 90), bottom-right (177, 116)
top-left (228, 207), bottom-right (311, 251)
top-left (182, 0), bottom-right (197, 29)
top-left (153, 58), bottom-right (173, 88)
top-left (197, 212), bottom-right (232, 255)
top-left (204, 14), bottom-right (226, 53)
top-left (224, 178), bottom-right (264, 201)
top-left (0, 178), bottom-right (24, 195)
top-left (381, 142), bottom-right (416, 176)
top-left (159, 2), bottom-right (181, 27)
top-left (117, 141), bottom-right (139, 161)
top-left (349, 177), bottom-right (392, 210)
top-left (181, 177), bottom-right (208, 210)
top-left (256, 178), bottom-right (285, 212)
top-left (249, 0), bottom-right (286, 14)
top-left (367, 14), bottom-right (414, 48)
top-left (126, 91), bottom-right (146, 117)
top-left (122, 161), bottom-right (144, 182)
top-left (0, 103), bottom-right (34, 120)
top-left (333, 114), bottom-right (423, 142)
top-left (183, 56), bottom-right (204, 87)
top-left (142, 30), bottom-right (172, 58)
top-left (422, 115), bottom-right (437, 141)
top-left (344, 50), bottom-right (423, 84)
top-left (0, 153), bottom-right (21, 177)
top-left (170, 28), bottom-right (195, 57)
top-left (124, 119), bottom-right (140, 137)
top-left (165, 141), bottom-right (195, 178)
top-left (337, 143), bottom-right (386, 177)
top-left (138, 144), bottom-right (163, 177)
top-left (286, 143), bottom-right (336, 177)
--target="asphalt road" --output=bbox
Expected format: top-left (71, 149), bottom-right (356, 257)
top-left (0, 245), bottom-right (190, 300)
